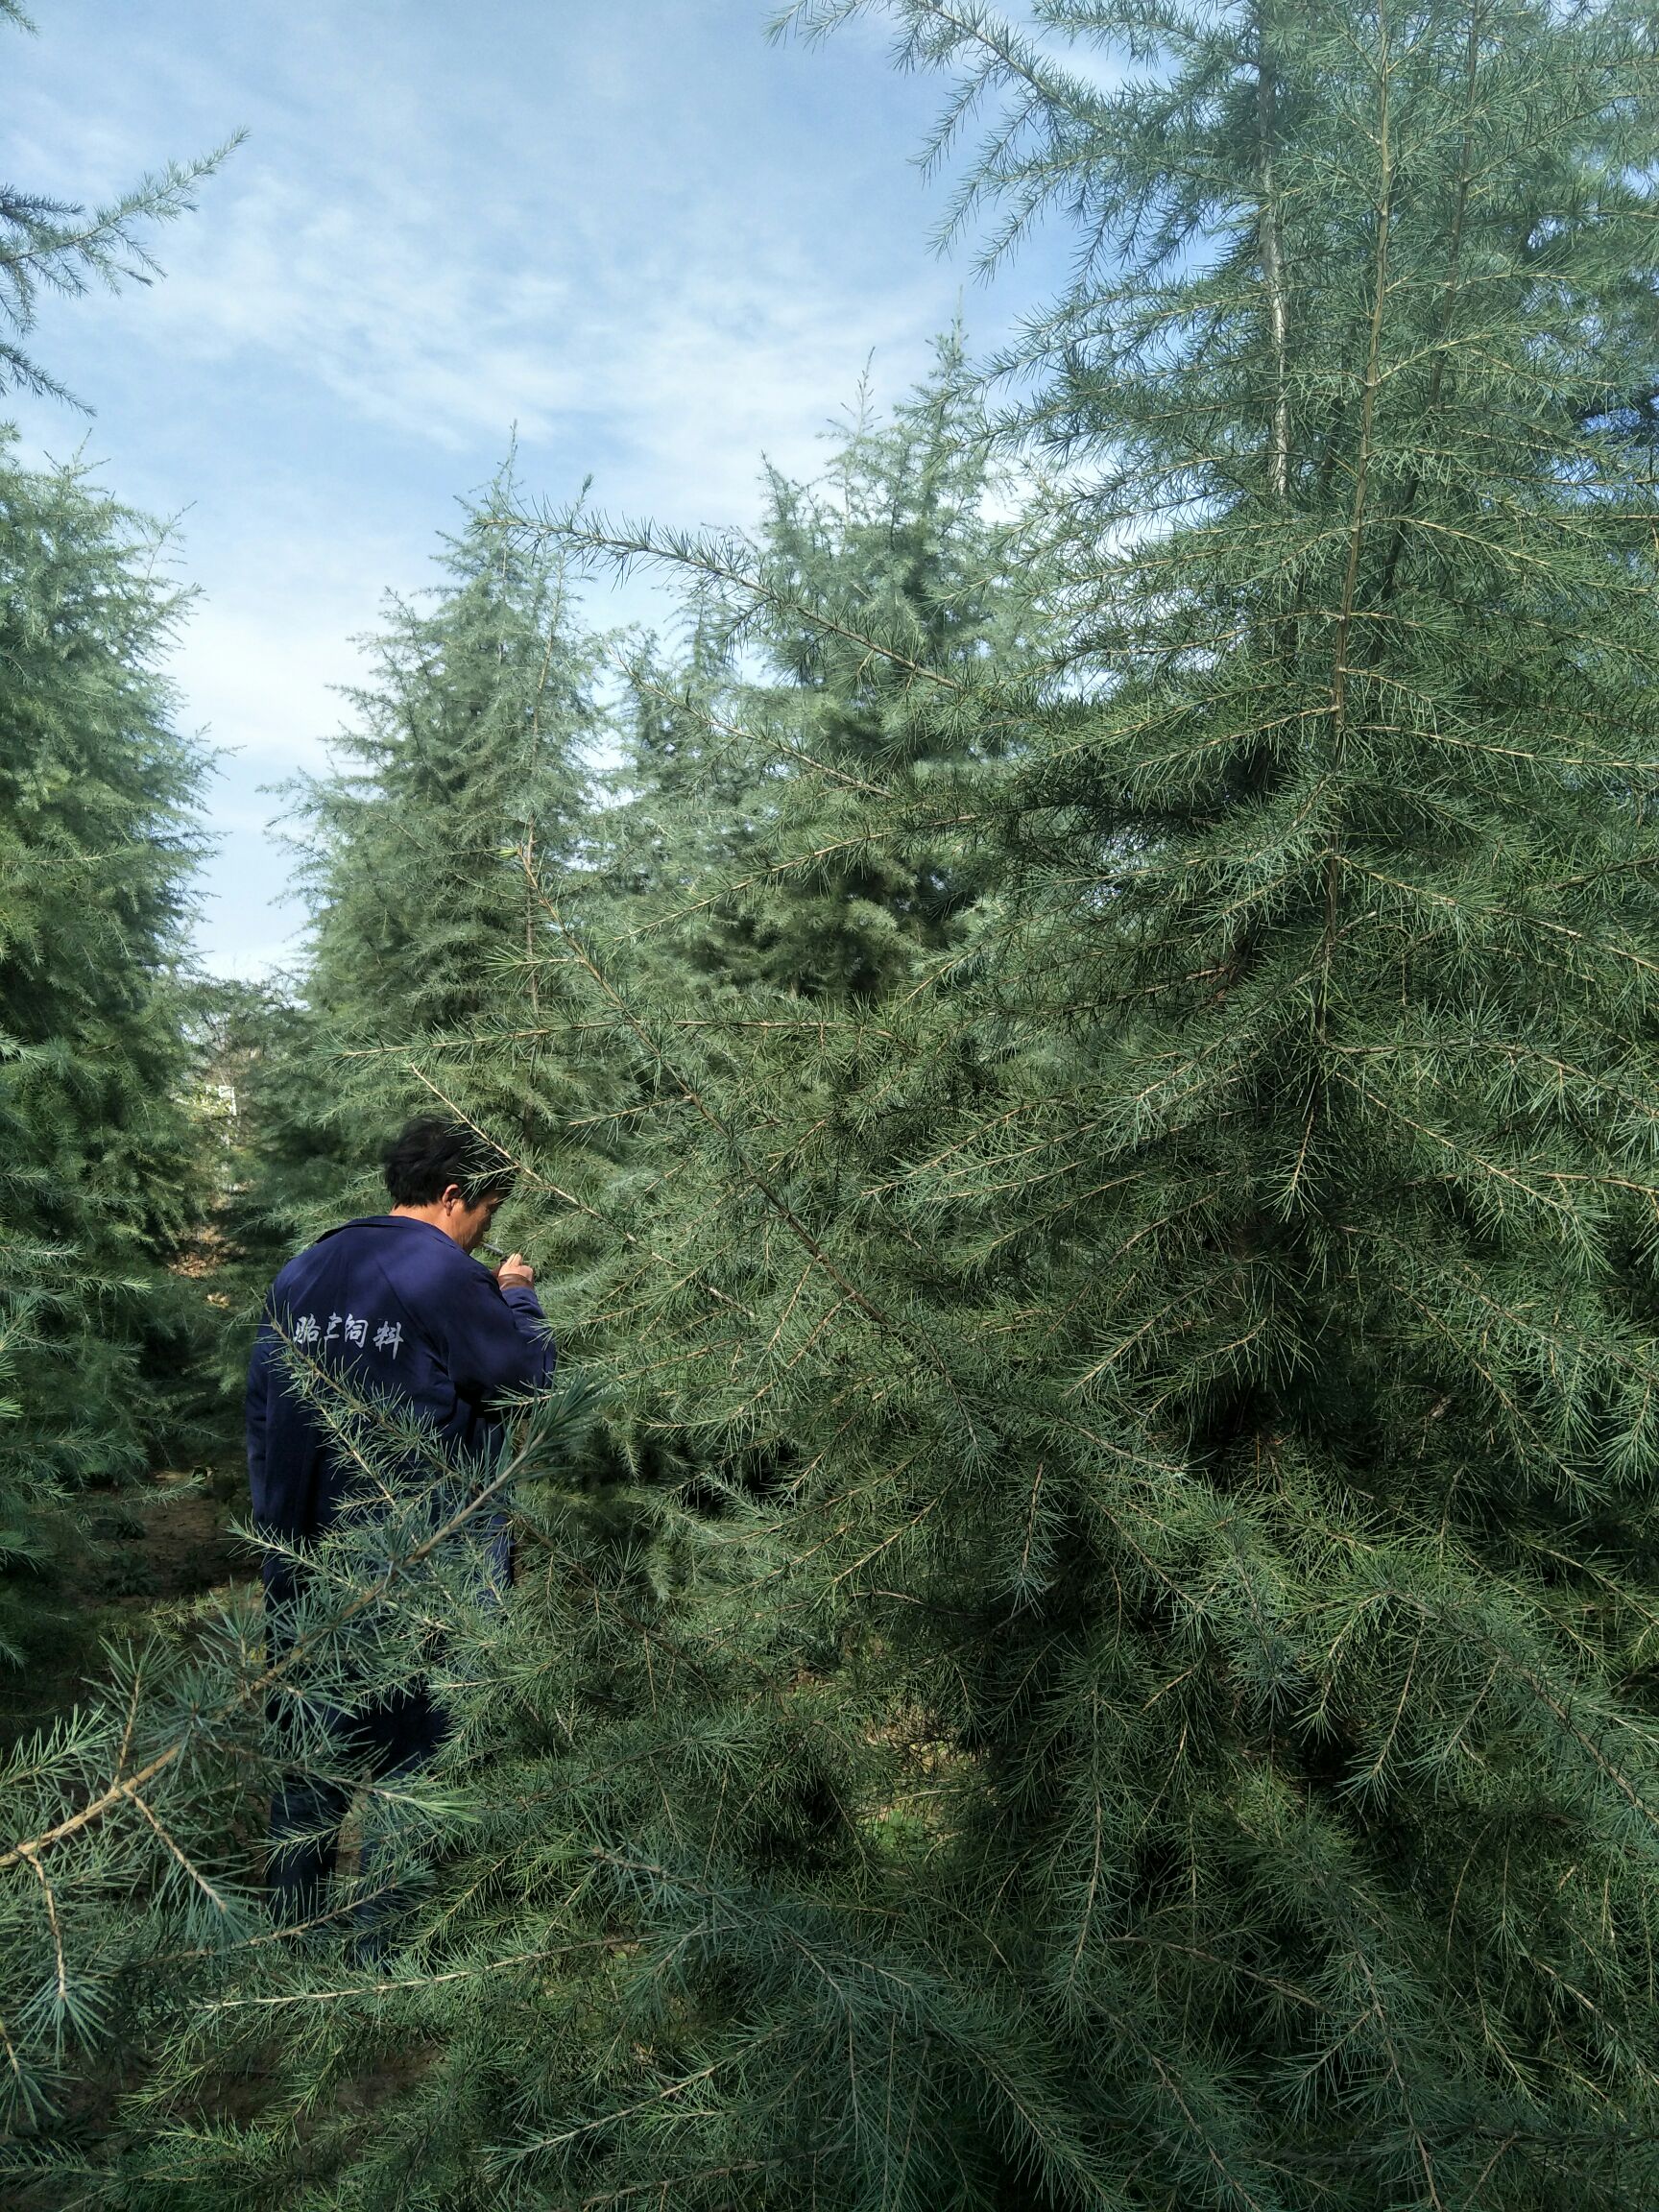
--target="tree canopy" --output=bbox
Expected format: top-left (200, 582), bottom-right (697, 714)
top-left (8, 5), bottom-right (1659, 2208)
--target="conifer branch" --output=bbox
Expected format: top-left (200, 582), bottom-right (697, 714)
top-left (512, 512), bottom-right (971, 694)
top-left (397, 1057), bottom-right (758, 1322)
top-left (0, 1403), bottom-right (562, 1874)
top-left (624, 661), bottom-right (896, 800)
top-left (532, 897), bottom-right (979, 1422)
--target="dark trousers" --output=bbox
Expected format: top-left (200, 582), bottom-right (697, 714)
top-left (267, 1681), bottom-right (447, 1934)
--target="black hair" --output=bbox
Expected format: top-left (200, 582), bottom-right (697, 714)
top-left (382, 1116), bottom-right (517, 1209)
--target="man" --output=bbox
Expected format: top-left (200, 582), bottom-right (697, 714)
top-left (246, 1114), bottom-right (555, 1924)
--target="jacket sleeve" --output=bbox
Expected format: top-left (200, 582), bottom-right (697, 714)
top-left (441, 1264), bottom-right (557, 1407)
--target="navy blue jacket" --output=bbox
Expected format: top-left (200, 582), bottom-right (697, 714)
top-left (246, 1214), bottom-right (555, 1598)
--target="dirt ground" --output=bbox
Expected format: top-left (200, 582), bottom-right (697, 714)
top-left (4, 1467), bottom-right (251, 1743)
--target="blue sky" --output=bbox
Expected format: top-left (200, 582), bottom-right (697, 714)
top-left (8, 1), bottom-right (1070, 976)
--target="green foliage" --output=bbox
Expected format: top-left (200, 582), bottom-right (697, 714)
top-left (299, 467), bottom-right (598, 1050)
top-left (0, 1352), bottom-right (598, 2145)
top-left (579, 1), bottom-right (1659, 2198)
top-left (233, 469), bottom-right (605, 1221)
top-left (283, 478), bottom-right (690, 1504)
top-left (204, 468), bottom-right (621, 1441)
top-left (0, 0), bottom-right (229, 1695)
top-left (598, 334), bottom-right (1022, 999)
top-left (12, 4), bottom-right (1659, 2209)
top-left (0, 445), bottom-right (213, 1678)
top-left (185, 979), bottom-right (341, 1402)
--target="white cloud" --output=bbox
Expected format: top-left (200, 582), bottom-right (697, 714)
top-left (178, 594), bottom-right (366, 773)
top-left (12, 0), bottom-right (951, 507)
top-left (99, 147), bottom-right (939, 530)
top-left (5, 0), bottom-right (1042, 973)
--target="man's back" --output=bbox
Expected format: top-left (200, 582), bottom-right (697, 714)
top-left (246, 1212), bottom-right (554, 1591)
top-left (248, 1117), bottom-right (554, 1925)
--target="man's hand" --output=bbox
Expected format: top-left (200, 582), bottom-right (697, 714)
top-left (495, 1252), bottom-right (535, 1291)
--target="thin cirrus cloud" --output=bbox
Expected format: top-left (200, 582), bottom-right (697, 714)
top-left (137, 157), bottom-right (935, 516)
top-left (7, 0), bottom-right (1059, 974)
